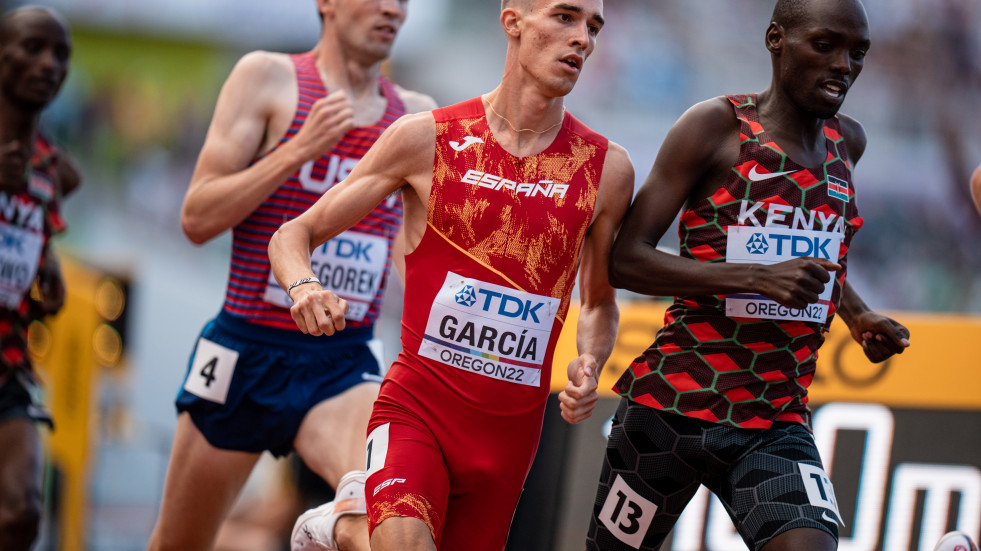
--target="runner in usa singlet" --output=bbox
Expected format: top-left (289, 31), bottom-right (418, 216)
top-left (229, 51), bottom-right (406, 331)
top-left (615, 94), bottom-right (863, 429)
top-left (176, 51), bottom-right (408, 455)
top-left (364, 97), bottom-right (608, 550)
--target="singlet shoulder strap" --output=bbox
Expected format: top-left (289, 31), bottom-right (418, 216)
top-left (433, 97), bottom-right (485, 124)
top-left (822, 115), bottom-right (850, 168)
top-left (726, 94), bottom-right (765, 138)
top-left (377, 75), bottom-right (407, 116)
top-left (290, 51), bottom-right (326, 94)
top-left (563, 111), bottom-right (608, 150)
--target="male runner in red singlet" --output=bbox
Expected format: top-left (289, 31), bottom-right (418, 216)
top-left (0, 6), bottom-right (72, 550)
top-left (586, 1), bottom-right (909, 550)
top-left (971, 163), bottom-right (981, 215)
top-left (146, 1), bottom-right (435, 550)
top-left (270, 1), bottom-right (633, 549)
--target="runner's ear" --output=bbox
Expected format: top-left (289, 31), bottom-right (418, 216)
top-left (765, 21), bottom-right (784, 54)
top-left (501, 5), bottom-right (521, 38)
top-left (317, 0), bottom-right (339, 20)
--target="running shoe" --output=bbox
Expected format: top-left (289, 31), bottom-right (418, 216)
top-left (291, 470), bottom-right (368, 550)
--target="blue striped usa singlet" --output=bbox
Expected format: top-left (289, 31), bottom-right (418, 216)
top-left (223, 51), bottom-right (406, 331)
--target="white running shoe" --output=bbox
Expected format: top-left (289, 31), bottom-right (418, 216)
top-left (934, 531), bottom-right (980, 551)
top-left (291, 470), bottom-right (368, 550)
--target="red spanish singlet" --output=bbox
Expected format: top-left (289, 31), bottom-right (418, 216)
top-left (0, 135), bottom-right (65, 385)
top-left (615, 94), bottom-right (863, 429)
top-left (365, 97), bottom-right (608, 549)
top-left (222, 51), bottom-right (406, 332)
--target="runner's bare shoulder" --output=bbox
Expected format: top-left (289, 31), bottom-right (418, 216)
top-left (221, 51), bottom-right (296, 110)
top-left (394, 85), bottom-right (438, 115)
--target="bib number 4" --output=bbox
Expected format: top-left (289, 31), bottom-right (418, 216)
top-left (183, 338), bottom-right (238, 404)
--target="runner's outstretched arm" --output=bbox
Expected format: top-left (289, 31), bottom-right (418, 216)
top-left (559, 143), bottom-right (633, 425)
top-left (268, 111), bottom-right (435, 336)
top-left (609, 98), bottom-right (840, 308)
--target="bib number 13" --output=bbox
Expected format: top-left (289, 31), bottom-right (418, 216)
top-left (598, 475), bottom-right (657, 550)
top-left (183, 338), bottom-right (239, 404)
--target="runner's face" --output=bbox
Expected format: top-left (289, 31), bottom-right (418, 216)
top-left (335, 0), bottom-right (408, 62)
top-left (776, 0), bottom-right (869, 119)
top-left (518, 0), bottom-right (604, 96)
top-left (0, 12), bottom-right (71, 109)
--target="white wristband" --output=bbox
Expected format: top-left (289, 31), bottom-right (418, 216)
top-left (286, 276), bottom-right (321, 299)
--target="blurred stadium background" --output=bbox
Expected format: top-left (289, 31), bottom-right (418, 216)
top-left (8, 0), bottom-right (981, 549)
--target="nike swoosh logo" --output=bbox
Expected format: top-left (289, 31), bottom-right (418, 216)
top-left (821, 510), bottom-right (839, 525)
top-left (748, 165), bottom-right (797, 181)
top-left (449, 136), bottom-right (484, 152)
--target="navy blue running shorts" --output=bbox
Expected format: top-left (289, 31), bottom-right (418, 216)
top-left (588, 398), bottom-right (840, 551)
top-left (176, 311), bottom-right (383, 457)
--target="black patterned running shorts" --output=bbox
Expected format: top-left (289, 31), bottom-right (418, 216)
top-left (587, 398), bottom-right (840, 551)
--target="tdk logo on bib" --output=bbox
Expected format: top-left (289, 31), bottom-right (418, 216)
top-left (746, 233), bottom-right (768, 254)
top-left (334, 237), bottom-right (375, 262)
top-left (455, 285), bottom-right (477, 307)
top-left (474, 290), bottom-right (546, 323)
top-left (726, 225), bottom-right (843, 323)
top-left (744, 233), bottom-right (836, 260)
top-left (1, 231), bottom-right (27, 253)
top-left (263, 230), bottom-right (389, 322)
top-left (420, 272), bottom-right (560, 387)
top-left (453, 283), bottom-right (548, 324)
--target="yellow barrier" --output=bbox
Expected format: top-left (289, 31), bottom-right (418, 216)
top-left (31, 258), bottom-right (102, 551)
top-left (552, 300), bottom-right (981, 410)
top-left (30, 256), bottom-right (127, 551)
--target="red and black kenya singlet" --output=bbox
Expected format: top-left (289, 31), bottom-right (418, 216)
top-left (614, 94), bottom-right (863, 429)
top-left (0, 136), bottom-right (64, 383)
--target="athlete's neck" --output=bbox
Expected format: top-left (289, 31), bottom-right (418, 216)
top-left (0, 101), bottom-right (40, 144)
top-left (313, 40), bottom-right (388, 127)
top-left (314, 47), bottom-right (382, 94)
top-left (755, 89), bottom-right (829, 167)
top-left (483, 88), bottom-right (565, 157)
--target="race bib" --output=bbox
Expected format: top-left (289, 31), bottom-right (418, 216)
top-left (0, 222), bottom-right (43, 309)
top-left (264, 230), bottom-right (389, 322)
top-left (799, 463), bottom-right (844, 526)
top-left (366, 422), bottom-right (390, 480)
top-left (183, 337), bottom-right (239, 404)
top-left (725, 225), bottom-right (842, 323)
top-left (418, 272), bottom-right (559, 387)
top-left (598, 475), bottom-right (658, 549)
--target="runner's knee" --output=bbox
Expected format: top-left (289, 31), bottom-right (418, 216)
top-left (760, 527), bottom-right (837, 551)
top-left (370, 516), bottom-right (437, 551)
top-left (334, 513), bottom-right (370, 550)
